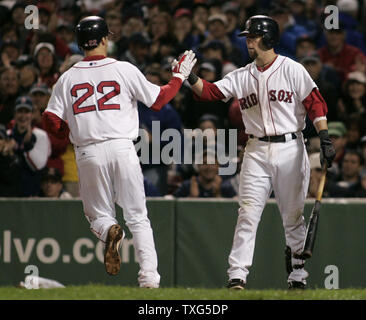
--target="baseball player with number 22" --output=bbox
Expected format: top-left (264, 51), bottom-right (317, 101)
top-left (42, 16), bottom-right (196, 288)
top-left (188, 16), bottom-right (336, 290)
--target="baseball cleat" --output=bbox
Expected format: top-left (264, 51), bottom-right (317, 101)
top-left (104, 224), bottom-right (124, 276)
top-left (288, 281), bottom-right (306, 290)
top-left (227, 279), bottom-right (245, 290)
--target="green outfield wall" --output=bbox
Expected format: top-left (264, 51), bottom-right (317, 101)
top-left (0, 198), bottom-right (365, 289)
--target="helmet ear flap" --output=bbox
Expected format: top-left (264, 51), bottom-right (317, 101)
top-left (262, 33), bottom-right (274, 49)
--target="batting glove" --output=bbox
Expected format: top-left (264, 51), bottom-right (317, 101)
top-left (171, 50), bottom-right (197, 82)
top-left (319, 130), bottom-right (336, 168)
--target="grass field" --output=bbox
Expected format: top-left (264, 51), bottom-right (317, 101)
top-left (1, 285), bottom-right (366, 300)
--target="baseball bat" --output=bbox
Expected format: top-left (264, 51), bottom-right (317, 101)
top-left (299, 163), bottom-right (327, 260)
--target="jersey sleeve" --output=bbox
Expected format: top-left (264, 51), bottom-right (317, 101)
top-left (121, 63), bottom-right (160, 107)
top-left (293, 63), bottom-right (318, 101)
top-left (45, 76), bottom-right (68, 121)
top-left (214, 70), bottom-right (237, 102)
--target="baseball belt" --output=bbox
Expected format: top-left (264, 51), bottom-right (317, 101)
top-left (249, 133), bottom-right (297, 143)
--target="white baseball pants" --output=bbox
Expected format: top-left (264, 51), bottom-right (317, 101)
top-left (75, 138), bottom-right (160, 287)
top-left (228, 134), bottom-right (310, 284)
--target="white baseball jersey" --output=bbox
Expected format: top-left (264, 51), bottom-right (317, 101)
top-left (215, 55), bottom-right (317, 137)
top-left (46, 57), bottom-right (160, 146)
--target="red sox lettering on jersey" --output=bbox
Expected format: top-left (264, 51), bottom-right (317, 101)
top-left (215, 55), bottom-right (326, 137)
top-left (239, 90), bottom-right (294, 110)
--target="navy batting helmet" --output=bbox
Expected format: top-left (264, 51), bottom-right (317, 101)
top-left (75, 16), bottom-right (111, 50)
top-left (238, 15), bottom-right (279, 49)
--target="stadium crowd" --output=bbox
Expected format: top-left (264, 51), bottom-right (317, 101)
top-left (0, 0), bottom-right (366, 198)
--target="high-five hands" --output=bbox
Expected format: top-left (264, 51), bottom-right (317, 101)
top-left (171, 50), bottom-right (197, 82)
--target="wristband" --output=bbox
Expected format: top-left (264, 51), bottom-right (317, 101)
top-left (187, 72), bottom-right (199, 85)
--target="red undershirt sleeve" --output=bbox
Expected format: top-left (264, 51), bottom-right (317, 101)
top-left (193, 79), bottom-right (226, 102)
top-left (150, 77), bottom-right (183, 111)
top-left (42, 111), bottom-right (70, 139)
top-left (302, 88), bottom-right (328, 122)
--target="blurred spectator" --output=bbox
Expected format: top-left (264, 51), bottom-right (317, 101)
top-left (296, 36), bottom-right (342, 90)
top-left (0, 66), bottom-right (20, 126)
top-left (12, 56), bottom-right (39, 95)
top-left (307, 152), bottom-right (324, 198)
top-left (30, 83), bottom-right (68, 176)
top-left (105, 10), bottom-right (126, 59)
top-left (173, 150), bottom-right (236, 198)
top-left (57, 24), bottom-right (82, 55)
top-left (138, 66), bottom-right (183, 195)
top-left (57, 3), bottom-right (81, 27)
top-left (33, 42), bottom-right (59, 87)
top-left (148, 12), bottom-right (175, 58)
top-left (9, 96), bottom-right (51, 196)
top-left (318, 25), bottom-right (366, 82)
top-left (327, 121), bottom-right (348, 179)
top-left (178, 57), bottom-right (230, 130)
top-left (337, 71), bottom-right (366, 123)
top-left (295, 36), bottom-right (316, 61)
top-left (199, 59), bottom-right (220, 83)
top-left (328, 150), bottom-right (362, 197)
top-left (0, 5), bottom-right (10, 29)
top-left (173, 8), bottom-right (199, 53)
top-left (144, 177), bottom-right (161, 197)
top-left (30, 83), bottom-right (51, 114)
top-left (121, 9), bottom-right (145, 40)
top-left (288, 0), bottom-right (321, 42)
top-left (197, 113), bottom-right (227, 157)
top-left (0, 123), bottom-right (21, 196)
top-left (192, 3), bottom-right (209, 41)
top-left (154, 36), bottom-right (179, 64)
top-left (200, 40), bottom-right (237, 77)
top-left (203, 13), bottom-right (244, 67)
top-left (10, 2), bottom-right (26, 30)
top-left (1, 25), bottom-right (21, 44)
top-left (345, 114), bottom-right (363, 150)
top-left (300, 53), bottom-right (339, 122)
top-left (28, 30), bottom-right (71, 60)
top-left (306, 135), bottom-right (321, 154)
top-left (120, 33), bottom-right (151, 72)
top-left (355, 171), bottom-right (366, 197)
top-left (222, 1), bottom-right (248, 63)
top-left (336, 0), bottom-right (366, 54)
top-left (269, 5), bottom-right (309, 59)
top-left (40, 167), bottom-right (72, 199)
top-left (0, 40), bottom-right (21, 67)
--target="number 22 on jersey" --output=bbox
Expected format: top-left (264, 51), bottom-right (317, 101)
top-left (71, 81), bottom-right (121, 115)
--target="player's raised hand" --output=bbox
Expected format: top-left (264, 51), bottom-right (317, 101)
top-left (171, 50), bottom-right (197, 82)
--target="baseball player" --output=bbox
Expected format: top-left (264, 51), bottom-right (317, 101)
top-left (42, 16), bottom-right (196, 288)
top-left (186, 15), bottom-right (336, 289)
